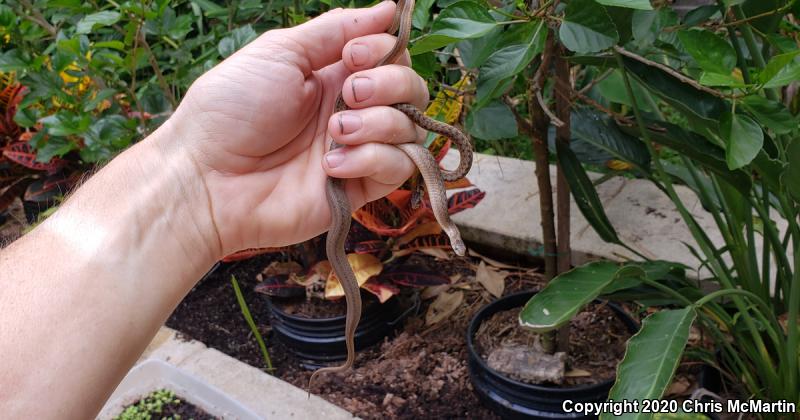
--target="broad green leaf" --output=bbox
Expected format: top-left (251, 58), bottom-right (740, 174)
top-left (465, 100), bottom-right (517, 140)
top-left (596, 70), bottom-right (654, 112)
top-left (759, 51), bottom-right (800, 87)
top-left (764, 62), bottom-right (800, 89)
top-left (559, 0), bottom-right (619, 54)
top-left (191, 0), bottom-right (226, 15)
top-left (519, 262), bottom-right (640, 331)
top-left (605, 6), bottom-right (634, 45)
top-left (677, 29), bottom-right (736, 75)
top-left (603, 307), bottom-right (696, 420)
top-left (0, 5), bottom-right (15, 27)
top-left (682, 5), bottom-right (718, 26)
top-left (571, 108), bottom-right (650, 169)
top-left (721, 112), bottom-right (763, 170)
top-left (741, 96), bottom-right (798, 135)
top-left (698, 72), bottom-right (747, 88)
top-left (556, 139), bottom-right (621, 244)
top-left (618, 120), bottom-right (752, 195)
top-left (596, 0), bottom-right (652, 10)
top-left (412, 0), bottom-right (436, 29)
top-left (218, 25), bottom-right (258, 58)
top-left (76, 11), bottom-right (121, 34)
top-left (456, 25), bottom-right (502, 68)
top-left (475, 20), bottom-right (546, 108)
top-left (602, 260), bottom-right (686, 295)
top-left (783, 139), bottom-right (800, 203)
top-left (622, 57), bottom-right (726, 138)
top-left (410, 1), bottom-right (498, 55)
top-left (93, 40), bottom-right (125, 51)
top-left (741, 0), bottom-right (785, 34)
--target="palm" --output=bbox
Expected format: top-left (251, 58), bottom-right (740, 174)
top-left (178, 39), bottom-right (351, 252)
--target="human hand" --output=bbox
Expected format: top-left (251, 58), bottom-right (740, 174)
top-left (156, 1), bottom-right (429, 256)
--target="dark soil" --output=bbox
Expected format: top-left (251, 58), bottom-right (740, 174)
top-left (167, 252), bottom-right (545, 419)
top-left (475, 303), bottom-right (632, 386)
top-left (165, 251), bottom-right (700, 419)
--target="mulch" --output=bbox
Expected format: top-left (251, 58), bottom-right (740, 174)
top-left (165, 250), bottom-right (651, 419)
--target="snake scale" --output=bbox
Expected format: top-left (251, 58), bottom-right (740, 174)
top-left (309, 0), bottom-right (474, 389)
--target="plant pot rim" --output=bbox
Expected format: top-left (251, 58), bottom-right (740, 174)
top-left (466, 290), bottom-right (638, 394)
top-left (267, 291), bottom-right (388, 324)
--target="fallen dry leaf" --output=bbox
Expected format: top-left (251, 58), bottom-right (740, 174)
top-left (419, 248), bottom-right (450, 260)
top-left (325, 253), bottom-right (383, 299)
top-left (468, 249), bottom-right (519, 270)
top-left (363, 279), bottom-right (400, 303)
top-left (666, 375), bottom-right (692, 397)
top-left (293, 260), bottom-right (331, 286)
top-left (421, 284), bottom-right (450, 300)
top-left (425, 290), bottom-right (464, 325)
top-left (475, 261), bottom-right (506, 298)
top-left (564, 368), bottom-right (592, 378)
top-left (256, 260), bottom-right (304, 282)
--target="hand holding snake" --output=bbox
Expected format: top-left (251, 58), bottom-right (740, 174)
top-left (310, 0), bottom-right (473, 389)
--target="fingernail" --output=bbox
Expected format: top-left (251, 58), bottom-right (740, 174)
top-left (351, 77), bottom-right (374, 102)
top-left (338, 113), bottom-right (362, 134)
top-left (325, 150), bottom-right (346, 168)
top-left (350, 43), bottom-right (369, 67)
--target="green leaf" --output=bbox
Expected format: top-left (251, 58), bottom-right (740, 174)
top-left (76, 11), bottom-right (121, 34)
top-left (571, 108), bottom-right (650, 169)
top-left (596, 0), bottom-right (652, 9)
top-left (677, 29), bottom-right (736, 75)
top-left (93, 40), bottom-right (125, 51)
top-left (602, 260), bottom-right (685, 295)
top-left (602, 307), bottom-right (696, 420)
top-left (596, 70), bottom-right (653, 112)
top-left (40, 111), bottom-right (91, 137)
top-left (622, 57), bottom-right (726, 138)
top-left (698, 72), bottom-right (747, 87)
top-left (741, 95), bottom-right (798, 135)
top-left (191, 0), bottom-right (226, 15)
top-left (0, 5), bottom-right (16, 27)
top-left (465, 100), bottom-right (517, 140)
top-left (218, 25), bottom-right (258, 58)
top-left (721, 112), bottom-right (763, 170)
top-left (759, 51), bottom-right (800, 87)
top-left (682, 5), bottom-right (718, 26)
top-left (556, 139), bottom-right (621, 244)
top-left (410, 1), bottom-right (498, 55)
top-left (559, 0), bottom-right (619, 54)
top-left (412, 0), bottom-right (436, 29)
top-left (617, 120), bottom-right (752, 195)
top-left (784, 139), bottom-right (800, 203)
top-left (475, 20), bottom-right (546, 108)
top-left (519, 261), bottom-right (640, 331)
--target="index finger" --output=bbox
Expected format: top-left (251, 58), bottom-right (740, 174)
top-left (255, 1), bottom-right (396, 76)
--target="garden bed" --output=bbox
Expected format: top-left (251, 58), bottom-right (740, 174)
top-left (165, 251), bottom-right (699, 418)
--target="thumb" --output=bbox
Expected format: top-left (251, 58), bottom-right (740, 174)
top-left (255, 1), bottom-right (396, 75)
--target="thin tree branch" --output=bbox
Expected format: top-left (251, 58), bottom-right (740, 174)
top-left (613, 46), bottom-right (735, 99)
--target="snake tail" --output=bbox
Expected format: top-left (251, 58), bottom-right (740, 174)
top-left (308, 177), bottom-right (363, 393)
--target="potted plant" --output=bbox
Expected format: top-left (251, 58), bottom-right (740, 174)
top-left (514, 0), bottom-right (800, 417)
top-left (227, 98), bottom-right (485, 363)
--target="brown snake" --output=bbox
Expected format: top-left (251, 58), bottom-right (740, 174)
top-left (309, 0), bottom-right (473, 390)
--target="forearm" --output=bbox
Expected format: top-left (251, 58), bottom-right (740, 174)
top-left (0, 120), bottom-right (220, 418)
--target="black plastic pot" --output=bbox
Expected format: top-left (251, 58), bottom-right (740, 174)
top-left (267, 292), bottom-right (418, 366)
top-left (466, 291), bottom-right (640, 420)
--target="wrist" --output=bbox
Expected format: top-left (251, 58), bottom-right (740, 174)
top-left (42, 118), bottom-right (222, 286)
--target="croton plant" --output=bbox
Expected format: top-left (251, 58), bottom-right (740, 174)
top-left (226, 83), bottom-right (485, 304)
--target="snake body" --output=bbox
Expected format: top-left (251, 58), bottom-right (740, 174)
top-left (309, 0), bottom-right (473, 388)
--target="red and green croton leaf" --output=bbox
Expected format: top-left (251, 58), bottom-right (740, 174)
top-left (3, 142), bottom-right (66, 172)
